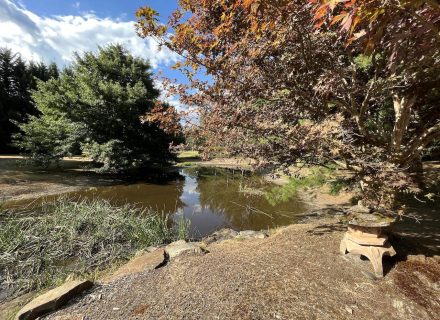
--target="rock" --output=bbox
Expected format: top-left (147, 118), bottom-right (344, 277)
top-left (407, 254), bottom-right (427, 263)
top-left (203, 228), bottom-right (238, 245)
top-left (165, 240), bottom-right (202, 260)
top-left (347, 202), bottom-right (371, 214)
top-left (345, 306), bottom-right (353, 314)
top-left (15, 280), bottom-right (93, 320)
top-left (146, 245), bottom-right (161, 253)
top-left (102, 249), bottom-right (165, 283)
top-left (238, 230), bottom-right (267, 239)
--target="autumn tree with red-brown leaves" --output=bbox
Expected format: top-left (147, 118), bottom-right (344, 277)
top-left (136, 0), bottom-right (440, 209)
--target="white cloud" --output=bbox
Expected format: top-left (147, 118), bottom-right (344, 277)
top-left (154, 80), bottom-right (186, 111)
top-left (0, 0), bottom-right (180, 69)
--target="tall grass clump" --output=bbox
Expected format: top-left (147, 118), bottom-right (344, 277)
top-left (174, 216), bottom-right (191, 240)
top-left (0, 197), bottom-right (188, 302)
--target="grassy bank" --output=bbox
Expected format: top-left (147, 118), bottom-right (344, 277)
top-left (0, 198), bottom-right (188, 302)
top-left (264, 167), bottom-right (352, 205)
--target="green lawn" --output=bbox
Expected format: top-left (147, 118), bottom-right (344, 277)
top-left (177, 150), bottom-right (200, 160)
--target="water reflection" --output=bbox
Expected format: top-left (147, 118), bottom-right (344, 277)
top-left (6, 167), bottom-right (310, 237)
top-left (186, 167), bottom-right (309, 235)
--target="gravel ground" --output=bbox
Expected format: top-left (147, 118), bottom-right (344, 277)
top-left (43, 219), bottom-right (440, 320)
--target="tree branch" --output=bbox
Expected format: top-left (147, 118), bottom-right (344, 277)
top-left (400, 121), bottom-right (440, 164)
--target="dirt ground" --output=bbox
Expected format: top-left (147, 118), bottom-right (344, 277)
top-left (1, 157), bottom-right (439, 319)
top-left (0, 156), bottom-right (115, 203)
top-left (40, 218), bottom-right (439, 320)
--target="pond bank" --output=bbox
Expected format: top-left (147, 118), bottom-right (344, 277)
top-left (0, 198), bottom-right (189, 306)
top-left (31, 218), bottom-right (440, 319)
top-left (1, 156), bottom-right (439, 319)
top-left (0, 155), bottom-right (354, 212)
top-left (0, 156), bottom-right (107, 202)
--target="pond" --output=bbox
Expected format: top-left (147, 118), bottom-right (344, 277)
top-left (4, 167), bottom-right (311, 237)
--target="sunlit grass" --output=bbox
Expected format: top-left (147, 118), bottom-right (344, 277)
top-left (264, 168), bottom-right (332, 205)
top-left (0, 197), bottom-right (188, 302)
top-left (177, 150), bottom-right (200, 159)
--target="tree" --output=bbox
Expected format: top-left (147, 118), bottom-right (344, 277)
top-left (136, 0), bottom-right (440, 209)
top-left (14, 44), bottom-right (183, 172)
top-left (311, 0), bottom-right (440, 201)
top-left (0, 48), bottom-right (60, 153)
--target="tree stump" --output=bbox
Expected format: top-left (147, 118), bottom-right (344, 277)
top-left (340, 212), bottom-right (396, 277)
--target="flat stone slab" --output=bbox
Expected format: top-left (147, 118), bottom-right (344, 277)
top-left (16, 279), bottom-right (93, 320)
top-left (347, 232), bottom-right (388, 246)
top-left (165, 240), bottom-right (202, 260)
top-left (348, 225), bottom-right (382, 237)
top-left (102, 249), bottom-right (165, 283)
top-left (348, 213), bottom-right (396, 228)
top-left (202, 228), bottom-right (239, 245)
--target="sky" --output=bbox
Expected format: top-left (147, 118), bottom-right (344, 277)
top-left (0, 0), bottom-right (186, 108)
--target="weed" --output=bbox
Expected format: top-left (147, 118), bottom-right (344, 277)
top-left (329, 180), bottom-right (344, 195)
top-left (174, 217), bottom-right (191, 240)
top-left (0, 197), bottom-right (189, 302)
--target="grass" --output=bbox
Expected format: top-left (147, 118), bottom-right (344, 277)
top-left (329, 179), bottom-right (345, 195)
top-left (0, 197), bottom-right (189, 302)
top-left (177, 150), bottom-right (200, 160)
top-left (264, 168), bottom-right (331, 205)
top-left (174, 217), bottom-right (192, 240)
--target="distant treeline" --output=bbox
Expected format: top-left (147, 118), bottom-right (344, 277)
top-left (0, 47), bottom-right (60, 153)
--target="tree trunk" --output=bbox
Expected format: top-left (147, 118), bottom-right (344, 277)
top-left (391, 94), bottom-right (415, 159)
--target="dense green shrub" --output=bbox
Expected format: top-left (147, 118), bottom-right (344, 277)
top-left (14, 44), bottom-right (182, 171)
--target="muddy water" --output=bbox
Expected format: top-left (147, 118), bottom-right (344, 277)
top-left (5, 167), bottom-right (310, 237)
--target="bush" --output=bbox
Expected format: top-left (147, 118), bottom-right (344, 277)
top-left (13, 116), bottom-right (83, 167)
top-left (14, 44), bottom-right (182, 171)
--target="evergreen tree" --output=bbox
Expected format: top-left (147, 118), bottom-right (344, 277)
top-left (14, 44), bottom-right (182, 171)
top-left (0, 47), bottom-right (59, 153)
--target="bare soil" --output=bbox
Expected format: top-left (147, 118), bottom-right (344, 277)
top-left (0, 156), bottom-right (113, 203)
top-left (41, 218), bottom-right (439, 320)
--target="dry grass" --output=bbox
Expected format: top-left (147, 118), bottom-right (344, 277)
top-left (44, 218), bottom-right (436, 320)
top-left (0, 198), bottom-right (188, 302)
top-left (393, 260), bottom-right (440, 318)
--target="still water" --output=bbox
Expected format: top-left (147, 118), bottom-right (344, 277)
top-left (78, 167), bottom-right (310, 236)
top-left (8, 167), bottom-right (310, 237)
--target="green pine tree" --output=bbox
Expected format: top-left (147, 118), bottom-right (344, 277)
top-left (14, 44), bottom-right (181, 171)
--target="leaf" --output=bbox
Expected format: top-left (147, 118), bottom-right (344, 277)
top-left (330, 13), bottom-right (347, 26)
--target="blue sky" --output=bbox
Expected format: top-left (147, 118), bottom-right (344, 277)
top-left (18, 0), bottom-right (177, 23)
top-left (0, 0), bottom-right (186, 108)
